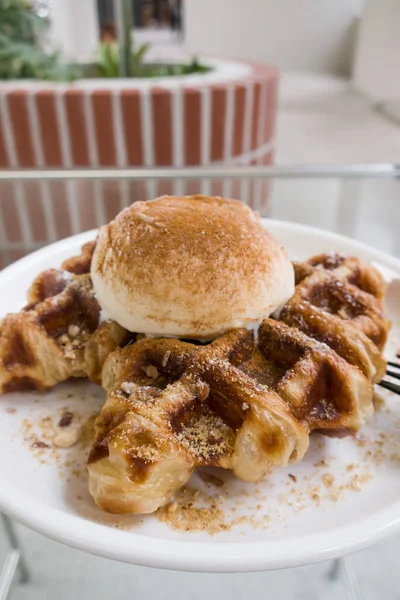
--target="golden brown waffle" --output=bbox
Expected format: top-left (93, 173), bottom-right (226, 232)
top-left (0, 269), bottom-right (128, 393)
top-left (293, 252), bottom-right (386, 299)
top-left (281, 253), bottom-right (390, 383)
top-left (245, 320), bottom-right (373, 435)
top-left (87, 319), bottom-right (373, 514)
top-left (0, 242), bottom-right (386, 516)
top-left (60, 240), bottom-right (96, 275)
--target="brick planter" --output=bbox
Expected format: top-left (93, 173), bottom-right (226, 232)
top-left (0, 58), bottom-right (278, 266)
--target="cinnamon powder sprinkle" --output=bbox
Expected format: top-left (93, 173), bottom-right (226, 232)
top-left (322, 474), bottom-right (334, 488)
top-left (157, 487), bottom-right (272, 534)
top-left (176, 409), bottom-right (234, 460)
top-left (157, 488), bottom-right (229, 534)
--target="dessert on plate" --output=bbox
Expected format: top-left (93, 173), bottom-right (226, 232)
top-left (87, 318), bottom-right (374, 514)
top-left (0, 268), bottom-right (128, 393)
top-left (0, 195), bottom-right (390, 515)
top-left (91, 195), bottom-right (294, 339)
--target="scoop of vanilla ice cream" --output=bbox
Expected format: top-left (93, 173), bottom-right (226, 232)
top-left (91, 195), bottom-right (294, 340)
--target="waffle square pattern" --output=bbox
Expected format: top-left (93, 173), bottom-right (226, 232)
top-left (0, 244), bottom-right (389, 515)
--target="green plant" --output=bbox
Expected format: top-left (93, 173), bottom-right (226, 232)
top-left (0, 0), bottom-right (80, 80)
top-left (95, 41), bottom-right (119, 78)
top-left (99, 0), bottom-right (210, 79)
top-left (95, 41), bottom-right (211, 79)
top-left (95, 41), bottom-right (150, 78)
top-left (0, 0), bottom-right (211, 81)
top-left (131, 42), bottom-right (150, 76)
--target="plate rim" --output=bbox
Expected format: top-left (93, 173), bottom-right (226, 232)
top-left (0, 220), bottom-right (400, 572)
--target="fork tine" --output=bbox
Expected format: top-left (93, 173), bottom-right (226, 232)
top-left (385, 369), bottom-right (400, 381)
top-left (378, 379), bottom-right (400, 395)
top-left (387, 360), bottom-right (400, 369)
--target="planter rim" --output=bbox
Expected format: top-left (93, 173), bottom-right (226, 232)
top-left (0, 57), bottom-right (276, 91)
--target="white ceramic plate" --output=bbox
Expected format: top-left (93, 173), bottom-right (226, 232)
top-left (0, 220), bottom-right (400, 573)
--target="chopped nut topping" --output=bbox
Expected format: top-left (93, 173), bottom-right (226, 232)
top-left (142, 365), bottom-right (159, 380)
top-left (121, 381), bottom-right (136, 395)
top-left (54, 427), bottom-right (80, 448)
top-left (350, 475), bottom-right (362, 491)
top-left (31, 440), bottom-right (49, 449)
top-left (162, 351), bottom-right (171, 367)
top-left (58, 411), bottom-right (73, 428)
top-left (176, 408), bottom-right (234, 460)
top-left (322, 474), bottom-right (334, 488)
top-left (166, 501), bottom-right (178, 514)
top-left (68, 324), bottom-right (80, 337)
top-left (195, 380), bottom-right (209, 401)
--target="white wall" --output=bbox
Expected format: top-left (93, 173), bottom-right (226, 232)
top-left (353, 0), bottom-right (400, 101)
top-left (49, 0), bottom-right (99, 62)
top-left (184, 0), bottom-right (363, 73)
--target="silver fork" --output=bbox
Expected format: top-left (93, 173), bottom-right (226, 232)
top-left (379, 357), bottom-right (400, 395)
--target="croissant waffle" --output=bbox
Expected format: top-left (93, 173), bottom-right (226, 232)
top-left (0, 245), bottom-right (387, 515)
top-left (0, 268), bottom-right (127, 393)
top-left (60, 240), bottom-right (96, 275)
top-left (87, 319), bottom-right (373, 514)
top-left (281, 253), bottom-right (390, 383)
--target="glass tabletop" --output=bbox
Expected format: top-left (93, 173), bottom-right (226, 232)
top-left (1, 164), bottom-right (400, 599)
top-left (0, 164), bottom-right (399, 268)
